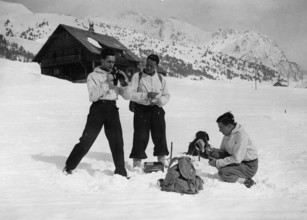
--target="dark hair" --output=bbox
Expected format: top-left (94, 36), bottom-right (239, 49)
top-left (100, 48), bottom-right (116, 60)
top-left (216, 112), bottom-right (236, 126)
top-left (147, 54), bottom-right (160, 65)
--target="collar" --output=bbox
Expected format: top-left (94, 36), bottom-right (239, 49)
top-left (230, 123), bottom-right (241, 135)
top-left (94, 66), bottom-right (110, 74)
top-left (143, 69), bottom-right (157, 77)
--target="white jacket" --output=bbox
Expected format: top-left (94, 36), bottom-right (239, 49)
top-left (216, 124), bottom-right (258, 168)
top-left (130, 69), bottom-right (170, 107)
top-left (87, 67), bottom-right (131, 102)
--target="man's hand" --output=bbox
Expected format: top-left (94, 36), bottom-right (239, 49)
top-left (205, 144), bottom-right (212, 156)
top-left (147, 92), bottom-right (158, 99)
top-left (119, 78), bottom-right (128, 87)
top-left (117, 70), bottom-right (129, 87)
top-left (208, 158), bottom-right (217, 167)
top-left (147, 92), bottom-right (159, 106)
top-left (195, 139), bottom-right (205, 152)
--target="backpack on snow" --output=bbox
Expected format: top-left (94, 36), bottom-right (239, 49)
top-left (129, 71), bottom-right (163, 112)
top-left (186, 131), bottom-right (210, 159)
top-left (158, 157), bottom-right (203, 195)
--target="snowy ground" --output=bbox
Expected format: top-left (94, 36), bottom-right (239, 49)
top-left (1, 58), bottom-right (307, 220)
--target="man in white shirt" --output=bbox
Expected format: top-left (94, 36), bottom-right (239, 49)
top-left (63, 48), bottom-right (130, 177)
top-left (129, 54), bottom-right (170, 170)
top-left (196, 112), bottom-right (258, 188)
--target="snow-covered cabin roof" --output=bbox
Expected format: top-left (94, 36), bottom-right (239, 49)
top-left (33, 24), bottom-right (140, 63)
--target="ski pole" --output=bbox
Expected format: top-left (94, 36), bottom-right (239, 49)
top-left (170, 142), bottom-right (173, 160)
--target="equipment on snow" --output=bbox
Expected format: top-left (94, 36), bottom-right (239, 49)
top-left (143, 143), bottom-right (173, 173)
top-left (144, 162), bottom-right (164, 173)
top-left (158, 156), bottom-right (204, 194)
top-left (186, 131), bottom-right (211, 160)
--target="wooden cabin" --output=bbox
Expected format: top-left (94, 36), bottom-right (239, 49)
top-left (33, 24), bottom-right (140, 82)
top-left (273, 81), bottom-right (287, 87)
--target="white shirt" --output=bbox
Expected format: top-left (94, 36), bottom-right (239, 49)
top-left (130, 69), bottom-right (170, 107)
top-left (216, 124), bottom-right (258, 168)
top-left (87, 67), bottom-right (131, 102)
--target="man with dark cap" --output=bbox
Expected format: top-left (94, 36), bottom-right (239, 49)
top-left (129, 54), bottom-right (170, 171)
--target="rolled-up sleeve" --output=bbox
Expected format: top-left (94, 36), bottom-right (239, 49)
top-left (130, 73), bottom-right (148, 103)
top-left (117, 85), bottom-right (132, 100)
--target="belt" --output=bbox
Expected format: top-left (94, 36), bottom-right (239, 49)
top-left (135, 103), bottom-right (161, 109)
top-left (243, 158), bottom-right (258, 163)
top-left (96, 100), bottom-right (116, 104)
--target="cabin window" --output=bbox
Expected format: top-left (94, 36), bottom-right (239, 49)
top-left (54, 68), bottom-right (60, 76)
top-left (53, 52), bottom-right (57, 59)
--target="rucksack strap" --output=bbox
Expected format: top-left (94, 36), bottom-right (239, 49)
top-left (157, 72), bottom-right (163, 83)
top-left (178, 157), bottom-right (196, 180)
top-left (167, 157), bottom-right (179, 172)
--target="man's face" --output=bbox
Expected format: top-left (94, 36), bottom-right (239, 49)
top-left (100, 55), bottom-right (115, 72)
top-left (217, 122), bottom-right (233, 136)
top-left (145, 59), bottom-right (157, 74)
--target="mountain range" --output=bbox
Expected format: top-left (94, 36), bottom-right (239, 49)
top-left (0, 0), bottom-right (305, 85)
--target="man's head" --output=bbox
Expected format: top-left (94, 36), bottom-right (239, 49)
top-left (145, 54), bottom-right (159, 75)
top-left (216, 112), bottom-right (236, 136)
top-left (100, 48), bottom-right (116, 72)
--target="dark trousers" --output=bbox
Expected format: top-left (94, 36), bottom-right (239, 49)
top-left (211, 149), bottom-right (258, 182)
top-left (65, 100), bottom-right (127, 177)
top-left (129, 104), bottom-right (169, 159)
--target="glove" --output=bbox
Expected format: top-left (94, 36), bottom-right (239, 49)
top-left (195, 139), bottom-right (205, 153)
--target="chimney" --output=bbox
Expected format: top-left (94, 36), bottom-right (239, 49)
top-left (89, 21), bottom-right (94, 32)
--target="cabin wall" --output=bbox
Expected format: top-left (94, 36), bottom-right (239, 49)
top-left (39, 31), bottom-right (98, 81)
top-left (40, 31), bottom-right (84, 64)
top-left (36, 27), bottom-right (140, 82)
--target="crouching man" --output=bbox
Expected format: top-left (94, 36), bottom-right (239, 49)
top-left (196, 112), bottom-right (258, 188)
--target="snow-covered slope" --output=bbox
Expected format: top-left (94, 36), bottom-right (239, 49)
top-left (1, 58), bottom-right (307, 220)
top-left (0, 0), bottom-right (32, 15)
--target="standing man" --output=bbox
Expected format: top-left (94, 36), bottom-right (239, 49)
top-left (63, 48), bottom-right (130, 177)
top-left (129, 54), bottom-right (170, 170)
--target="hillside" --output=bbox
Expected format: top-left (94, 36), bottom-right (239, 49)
top-left (0, 0), bottom-right (305, 85)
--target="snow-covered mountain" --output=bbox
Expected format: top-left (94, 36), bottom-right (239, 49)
top-left (97, 11), bottom-right (211, 46)
top-left (95, 11), bottom-right (305, 82)
top-left (0, 0), bottom-right (32, 15)
top-left (206, 28), bottom-right (304, 81)
top-left (0, 0), bottom-right (305, 85)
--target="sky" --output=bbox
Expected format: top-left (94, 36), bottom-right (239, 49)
top-left (3, 0), bottom-right (307, 70)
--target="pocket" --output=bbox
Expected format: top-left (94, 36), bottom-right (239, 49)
top-left (156, 107), bottom-right (165, 116)
top-left (114, 105), bottom-right (119, 111)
